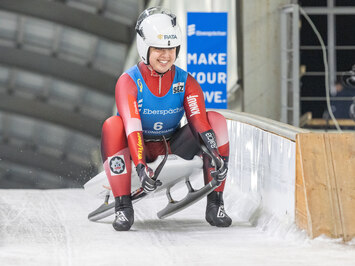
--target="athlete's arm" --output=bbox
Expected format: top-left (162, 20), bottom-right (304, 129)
top-left (184, 74), bottom-right (226, 180)
top-left (115, 73), bottom-right (146, 167)
top-left (184, 74), bottom-right (212, 134)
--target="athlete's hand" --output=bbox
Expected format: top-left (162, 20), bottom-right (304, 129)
top-left (136, 164), bottom-right (162, 193)
top-left (210, 156), bottom-right (228, 183)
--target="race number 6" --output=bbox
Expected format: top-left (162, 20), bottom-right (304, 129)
top-left (153, 122), bottom-right (163, 130)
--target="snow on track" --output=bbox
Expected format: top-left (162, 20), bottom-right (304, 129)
top-left (1, 189), bottom-right (355, 266)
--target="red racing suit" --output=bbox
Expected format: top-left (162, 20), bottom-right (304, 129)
top-left (101, 62), bottom-right (229, 197)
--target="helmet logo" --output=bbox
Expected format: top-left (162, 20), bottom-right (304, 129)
top-left (157, 34), bottom-right (177, 40)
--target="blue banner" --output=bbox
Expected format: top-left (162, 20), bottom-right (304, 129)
top-left (187, 12), bottom-right (228, 109)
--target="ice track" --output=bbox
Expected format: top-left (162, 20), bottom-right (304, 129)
top-left (1, 188), bottom-right (355, 266)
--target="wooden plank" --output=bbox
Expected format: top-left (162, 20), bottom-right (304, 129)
top-left (295, 133), bottom-right (355, 241)
top-left (306, 119), bottom-right (355, 127)
top-left (296, 133), bottom-right (342, 239)
top-left (322, 134), bottom-right (343, 238)
top-left (327, 134), bottom-right (355, 241)
top-left (295, 136), bottom-right (308, 231)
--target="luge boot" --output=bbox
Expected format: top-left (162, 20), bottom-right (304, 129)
top-left (112, 195), bottom-right (134, 231)
top-left (205, 191), bottom-right (232, 227)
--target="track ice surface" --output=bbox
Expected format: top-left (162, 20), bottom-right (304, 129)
top-left (1, 187), bottom-right (355, 266)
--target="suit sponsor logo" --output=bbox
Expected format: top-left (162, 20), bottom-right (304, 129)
top-left (206, 132), bottom-right (217, 149)
top-left (138, 99), bottom-right (143, 112)
top-left (142, 107), bottom-right (183, 115)
top-left (109, 155), bottom-right (126, 175)
top-left (173, 82), bottom-right (184, 94)
top-left (187, 95), bottom-right (200, 117)
top-left (137, 132), bottom-right (143, 160)
top-left (128, 95), bottom-right (140, 119)
top-left (137, 79), bottom-right (143, 92)
top-left (133, 101), bottom-right (139, 115)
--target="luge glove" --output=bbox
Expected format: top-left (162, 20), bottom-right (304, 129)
top-left (136, 164), bottom-right (162, 193)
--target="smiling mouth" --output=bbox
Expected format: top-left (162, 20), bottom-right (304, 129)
top-left (158, 60), bottom-right (168, 64)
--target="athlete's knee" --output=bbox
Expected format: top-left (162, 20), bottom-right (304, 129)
top-left (206, 111), bottom-right (229, 149)
top-left (207, 111), bottom-right (227, 127)
top-left (207, 110), bottom-right (223, 118)
top-left (207, 111), bottom-right (228, 133)
top-left (102, 116), bottom-right (124, 132)
top-left (101, 116), bottom-right (127, 160)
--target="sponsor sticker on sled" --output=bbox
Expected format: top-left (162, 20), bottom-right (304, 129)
top-left (108, 155), bottom-right (127, 176)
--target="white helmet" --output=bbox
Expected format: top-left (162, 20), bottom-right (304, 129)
top-left (135, 7), bottom-right (182, 64)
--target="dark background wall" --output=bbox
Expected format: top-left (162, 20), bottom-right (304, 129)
top-left (299, 0), bottom-right (355, 118)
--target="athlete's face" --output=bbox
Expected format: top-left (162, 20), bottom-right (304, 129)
top-left (149, 47), bottom-right (176, 74)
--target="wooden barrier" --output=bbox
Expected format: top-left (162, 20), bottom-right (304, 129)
top-left (299, 112), bottom-right (355, 129)
top-left (296, 133), bottom-right (355, 241)
top-left (216, 110), bottom-right (355, 241)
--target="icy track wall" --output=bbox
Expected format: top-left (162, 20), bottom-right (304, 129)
top-left (217, 110), bottom-right (355, 242)
top-left (215, 110), bottom-right (305, 228)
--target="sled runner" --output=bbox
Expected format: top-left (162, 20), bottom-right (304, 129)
top-left (84, 146), bottom-right (220, 222)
